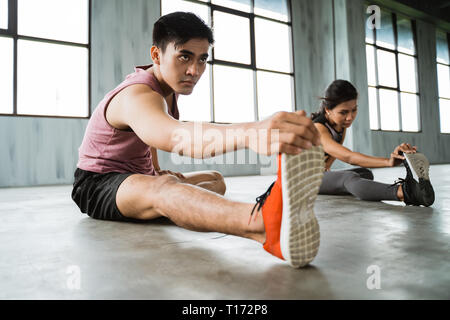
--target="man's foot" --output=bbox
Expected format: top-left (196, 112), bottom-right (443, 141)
top-left (249, 146), bottom-right (324, 268)
top-left (394, 152), bottom-right (435, 207)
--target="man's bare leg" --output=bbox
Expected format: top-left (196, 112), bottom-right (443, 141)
top-left (116, 174), bottom-right (265, 243)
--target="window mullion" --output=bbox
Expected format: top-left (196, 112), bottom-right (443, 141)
top-left (253, 70), bottom-right (259, 121)
top-left (249, 1), bottom-right (258, 121)
top-left (393, 13), bottom-right (402, 131)
top-left (8, 0), bottom-right (17, 33)
top-left (411, 19), bottom-right (420, 132)
top-left (373, 29), bottom-right (381, 130)
top-left (447, 32), bottom-right (450, 65)
top-left (210, 4), bottom-right (215, 122)
top-left (9, 0), bottom-right (17, 115)
top-left (209, 63), bottom-right (215, 122)
top-left (288, 0), bottom-right (296, 109)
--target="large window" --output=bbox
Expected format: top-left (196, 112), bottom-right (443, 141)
top-left (436, 30), bottom-right (450, 134)
top-left (161, 0), bottom-right (294, 123)
top-left (0, 0), bottom-right (89, 118)
top-left (365, 9), bottom-right (420, 132)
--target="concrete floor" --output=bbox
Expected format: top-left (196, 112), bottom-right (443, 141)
top-left (0, 165), bottom-right (449, 300)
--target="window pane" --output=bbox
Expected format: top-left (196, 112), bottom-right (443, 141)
top-left (398, 54), bottom-right (417, 93)
top-left (213, 65), bottom-right (254, 123)
top-left (18, 0), bottom-right (88, 44)
top-left (0, 0), bottom-right (7, 29)
top-left (213, 11), bottom-right (250, 64)
top-left (396, 15), bottom-right (415, 55)
top-left (178, 64), bottom-right (211, 122)
top-left (161, 0), bottom-right (210, 26)
top-left (376, 11), bottom-right (395, 50)
top-left (212, 0), bottom-right (251, 12)
top-left (437, 64), bottom-right (450, 99)
top-left (439, 98), bottom-right (450, 133)
top-left (436, 30), bottom-right (449, 64)
top-left (254, 0), bottom-right (289, 22)
top-left (366, 45), bottom-right (376, 86)
top-left (257, 71), bottom-right (293, 120)
top-left (368, 87), bottom-right (379, 130)
top-left (17, 40), bottom-right (88, 117)
top-left (379, 89), bottom-right (399, 131)
top-left (400, 93), bottom-right (420, 132)
top-left (377, 49), bottom-right (397, 88)
top-left (255, 18), bottom-right (292, 73)
top-left (0, 36), bottom-right (13, 114)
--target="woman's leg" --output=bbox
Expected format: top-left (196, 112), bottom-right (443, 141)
top-left (319, 169), bottom-right (399, 201)
top-left (319, 170), bottom-right (353, 195)
top-left (347, 167), bottom-right (374, 180)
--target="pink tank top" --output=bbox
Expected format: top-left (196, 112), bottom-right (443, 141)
top-left (77, 65), bottom-right (179, 175)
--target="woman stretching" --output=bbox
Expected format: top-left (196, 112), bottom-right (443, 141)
top-left (312, 80), bottom-right (434, 206)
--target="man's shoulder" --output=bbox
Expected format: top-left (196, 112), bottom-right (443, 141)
top-left (120, 83), bottom-right (160, 99)
top-left (107, 84), bottom-right (166, 131)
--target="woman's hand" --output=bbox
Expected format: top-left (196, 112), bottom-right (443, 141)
top-left (387, 143), bottom-right (417, 167)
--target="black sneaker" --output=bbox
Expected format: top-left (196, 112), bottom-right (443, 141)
top-left (404, 152), bottom-right (435, 206)
top-left (393, 152), bottom-right (435, 207)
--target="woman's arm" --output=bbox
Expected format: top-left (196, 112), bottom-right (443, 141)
top-left (315, 123), bottom-right (389, 168)
top-left (315, 124), bottom-right (417, 168)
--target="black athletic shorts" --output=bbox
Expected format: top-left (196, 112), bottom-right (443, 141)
top-left (71, 167), bottom-right (137, 222)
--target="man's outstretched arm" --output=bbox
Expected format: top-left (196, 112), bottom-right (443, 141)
top-left (122, 84), bottom-right (320, 159)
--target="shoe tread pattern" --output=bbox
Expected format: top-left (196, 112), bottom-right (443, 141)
top-left (283, 145), bottom-right (324, 268)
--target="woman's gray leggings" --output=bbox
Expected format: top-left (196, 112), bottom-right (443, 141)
top-left (319, 167), bottom-right (399, 201)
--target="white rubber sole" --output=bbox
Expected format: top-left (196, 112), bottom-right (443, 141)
top-left (404, 152), bottom-right (430, 181)
top-left (279, 146), bottom-right (325, 268)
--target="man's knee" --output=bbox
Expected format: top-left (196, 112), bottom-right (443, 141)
top-left (158, 173), bottom-right (182, 186)
top-left (210, 170), bottom-right (226, 195)
top-left (116, 174), bottom-right (180, 221)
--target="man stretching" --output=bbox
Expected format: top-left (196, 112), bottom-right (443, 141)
top-left (72, 12), bottom-right (324, 268)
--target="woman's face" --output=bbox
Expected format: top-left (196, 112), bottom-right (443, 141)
top-left (326, 99), bottom-right (358, 129)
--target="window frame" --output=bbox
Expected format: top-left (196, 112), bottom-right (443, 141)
top-left (0, 0), bottom-right (91, 119)
top-left (161, 0), bottom-right (296, 124)
top-left (366, 10), bottom-right (421, 132)
top-left (437, 31), bottom-right (450, 134)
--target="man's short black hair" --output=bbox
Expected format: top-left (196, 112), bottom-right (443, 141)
top-left (153, 11), bottom-right (214, 52)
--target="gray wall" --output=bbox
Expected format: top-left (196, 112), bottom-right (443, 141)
top-left (1, 0), bottom-right (449, 187)
top-left (0, 117), bottom-right (85, 187)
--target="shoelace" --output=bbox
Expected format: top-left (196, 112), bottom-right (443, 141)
top-left (390, 177), bottom-right (405, 187)
top-left (248, 181), bottom-right (276, 225)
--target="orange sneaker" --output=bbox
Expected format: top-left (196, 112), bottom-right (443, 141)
top-left (249, 146), bottom-right (324, 268)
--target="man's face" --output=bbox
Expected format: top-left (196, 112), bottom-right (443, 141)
top-left (158, 38), bottom-right (210, 95)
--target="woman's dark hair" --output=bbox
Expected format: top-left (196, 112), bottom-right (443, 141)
top-left (153, 12), bottom-right (214, 52)
top-left (311, 80), bottom-right (358, 120)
